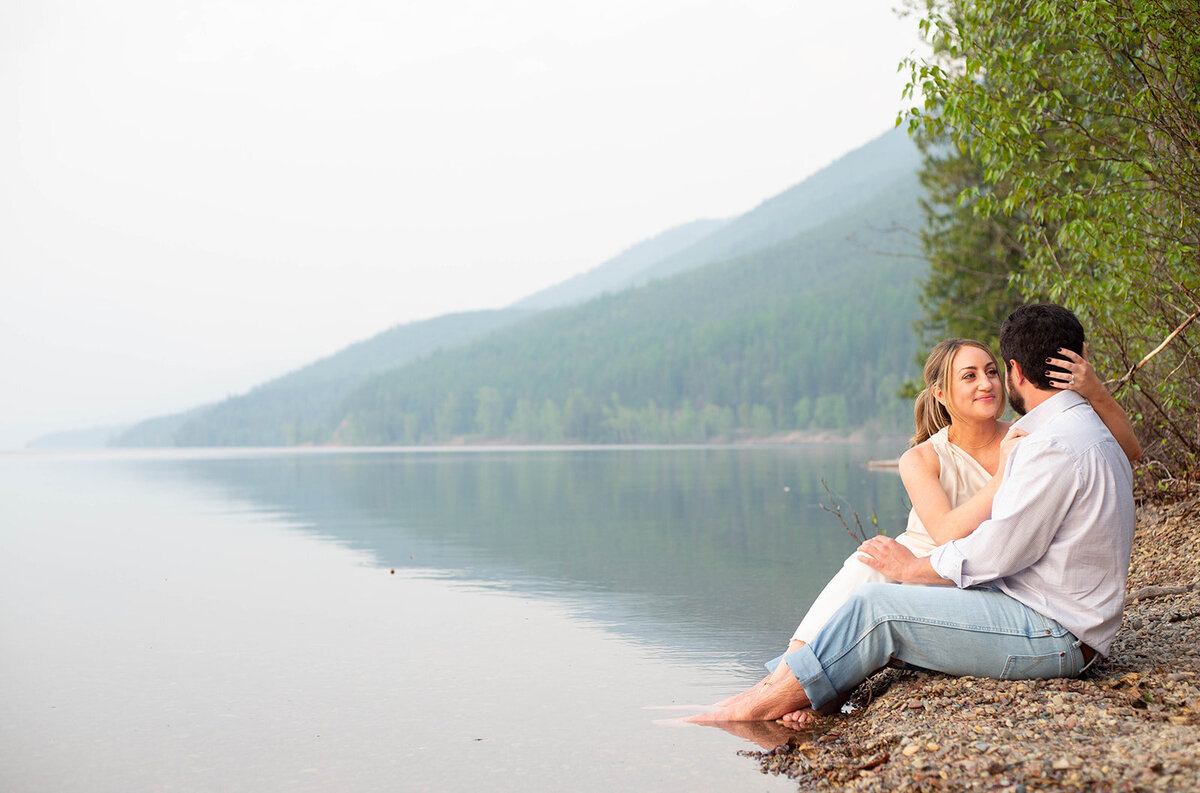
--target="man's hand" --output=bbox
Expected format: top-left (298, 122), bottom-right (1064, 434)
top-left (857, 536), bottom-right (950, 585)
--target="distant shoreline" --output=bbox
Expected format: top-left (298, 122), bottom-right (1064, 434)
top-left (9, 436), bottom-right (913, 460)
top-left (311, 428), bottom-right (912, 450)
top-left (21, 427), bottom-right (913, 455)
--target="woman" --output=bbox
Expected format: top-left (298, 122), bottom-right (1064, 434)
top-left (701, 338), bottom-right (1140, 724)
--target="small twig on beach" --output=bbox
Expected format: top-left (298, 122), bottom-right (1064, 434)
top-left (1125, 583), bottom-right (1198, 605)
top-left (819, 479), bottom-right (879, 544)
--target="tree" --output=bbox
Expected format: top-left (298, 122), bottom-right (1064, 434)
top-left (794, 396), bottom-right (812, 429)
top-left (507, 399), bottom-right (539, 442)
top-left (538, 399), bottom-right (564, 443)
top-left (434, 391), bottom-right (463, 440)
top-left (903, 0), bottom-right (1200, 471)
top-left (913, 130), bottom-right (1027, 354)
top-left (750, 404), bottom-right (775, 437)
top-left (563, 389), bottom-right (599, 441)
top-left (761, 373), bottom-right (791, 427)
top-left (813, 394), bottom-right (850, 432)
top-left (475, 386), bottom-right (505, 439)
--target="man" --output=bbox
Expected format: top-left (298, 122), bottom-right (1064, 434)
top-left (692, 304), bottom-right (1136, 722)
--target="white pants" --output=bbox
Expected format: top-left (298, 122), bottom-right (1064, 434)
top-left (791, 533), bottom-right (933, 644)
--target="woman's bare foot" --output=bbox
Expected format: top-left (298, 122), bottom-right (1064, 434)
top-left (779, 708), bottom-right (819, 725)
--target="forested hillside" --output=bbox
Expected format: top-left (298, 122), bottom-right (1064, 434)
top-left (112, 309), bottom-right (534, 446)
top-left (111, 404), bottom-right (213, 447)
top-left (332, 171), bottom-right (924, 445)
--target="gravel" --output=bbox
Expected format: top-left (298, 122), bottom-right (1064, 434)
top-left (739, 496), bottom-right (1200, 791)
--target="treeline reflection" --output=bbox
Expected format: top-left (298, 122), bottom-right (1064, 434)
top-left (156, 446), bottom-right (909, 659)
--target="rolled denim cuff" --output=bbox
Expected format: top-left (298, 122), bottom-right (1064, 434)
top-left (782, 644), bottom-right (839, 712)
top-left (764, 652), bottom-right (784, 674)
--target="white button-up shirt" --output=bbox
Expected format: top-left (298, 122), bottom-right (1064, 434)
top-left (929, 390), bottom-right (1136, 655)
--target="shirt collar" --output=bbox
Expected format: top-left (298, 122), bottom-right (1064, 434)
top-left (1011, 389), bottom-right (1086, 435)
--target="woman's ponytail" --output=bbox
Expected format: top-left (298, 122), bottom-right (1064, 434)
top-left (910, 385), bottom-right (951, 447)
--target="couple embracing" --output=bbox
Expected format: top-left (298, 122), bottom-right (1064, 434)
top-left (692, 303), bottom-right (1141, 724)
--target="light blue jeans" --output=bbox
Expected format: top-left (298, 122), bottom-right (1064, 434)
top-left (769, 582), bottom-right (1093, 712)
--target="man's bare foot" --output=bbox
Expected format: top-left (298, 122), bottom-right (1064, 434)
top-left (686, 660), bottom-right (811, 723)
top-left (714, 639), bottom-right (806, 707)
top-left (714, 675), bottom-right (769, 708)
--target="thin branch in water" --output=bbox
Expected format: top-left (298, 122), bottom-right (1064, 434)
top-left (819, 479), bottom-right (879, 544)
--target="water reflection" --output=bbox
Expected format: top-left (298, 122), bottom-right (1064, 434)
top-left (0, 447), bottom-right (910, 793)
top-left (141, 445), bottom-right (909, 665)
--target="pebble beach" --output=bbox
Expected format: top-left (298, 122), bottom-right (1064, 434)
top-left (736, 495), bottom-right (1200, 791)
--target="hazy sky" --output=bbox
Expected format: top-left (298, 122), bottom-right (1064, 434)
top-left (2, 0), bottom-right (923, 449)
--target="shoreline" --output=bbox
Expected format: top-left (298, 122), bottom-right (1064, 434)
top-left (320, 428), bottom-right (911, 448)
top-left (28, 432), bottom-right (912, 457)
top-left (738, 495), bottom-right (1200, 790)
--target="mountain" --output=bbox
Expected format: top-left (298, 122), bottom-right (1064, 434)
top-left (110, 406), bottom-right (211, 447)
top-left (513, 218), bottom-right (729, 310)
top-left (331, 165), bottom-right (925, 444)
top-left (112, 309), bottom-right (534, 447)
top-left (26, 423), bottom-right (131, 450)
top-left (513, 125), bottom-right (919, 308)
top-left (112, 126), bottom-right (925, 447)
top-left (627, 125), bottom-right (920, 286)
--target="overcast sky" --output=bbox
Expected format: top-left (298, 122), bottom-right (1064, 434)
top-left (2, 0), bottom-right (923, 450)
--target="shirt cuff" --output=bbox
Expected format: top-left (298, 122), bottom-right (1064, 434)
top-left (928, 542), bottom-right (966, 587)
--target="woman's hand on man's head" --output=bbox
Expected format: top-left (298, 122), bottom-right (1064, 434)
top-left (1046, 343), bottom-right (1105, 401)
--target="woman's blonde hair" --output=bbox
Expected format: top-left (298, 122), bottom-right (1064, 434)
top-left (910, 338), bottom-right (1006, 447)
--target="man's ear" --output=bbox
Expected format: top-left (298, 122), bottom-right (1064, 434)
top-left (1007, 359), bottom-right (1028, 386)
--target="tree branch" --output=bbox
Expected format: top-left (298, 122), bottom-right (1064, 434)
top-left (1111, 307), bottom-right (1200, 394)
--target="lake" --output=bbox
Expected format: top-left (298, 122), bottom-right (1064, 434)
top-left (0, 444), bottom-right (909, 792)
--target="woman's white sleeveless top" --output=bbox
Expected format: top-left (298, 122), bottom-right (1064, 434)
top-left (896, 425), bottom-right (993, 555)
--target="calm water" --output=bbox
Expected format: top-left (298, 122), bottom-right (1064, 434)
top-left (0, 445), bottom-right (908, 793)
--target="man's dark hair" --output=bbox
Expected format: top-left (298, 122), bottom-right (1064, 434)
top-left (999, 304), bottom-right (1086, 390)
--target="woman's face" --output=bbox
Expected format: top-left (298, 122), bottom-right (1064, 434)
top-left (942, 345), bottom-right (1002, 422)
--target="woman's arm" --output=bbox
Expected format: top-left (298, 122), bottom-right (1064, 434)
top-left (1046, 344), bottom-right (1142, 462)
top-left (899, 426), bottom-right (1026, 546)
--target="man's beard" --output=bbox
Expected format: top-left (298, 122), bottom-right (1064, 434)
top-left (1007, 370), bottom-right (1027, 415)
